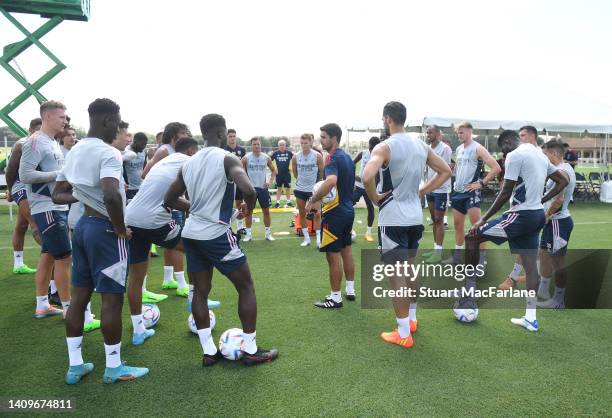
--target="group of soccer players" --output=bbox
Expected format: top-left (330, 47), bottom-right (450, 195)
top-left (7, 97), bottom-right (578, 384)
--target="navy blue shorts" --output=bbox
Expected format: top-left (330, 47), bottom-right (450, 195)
top-left (71, 216), bottom-right (129, 293)
top-left (255, 187), bottom-right (271, 209)
top-left (275, 174), bottom-right (291, 189)
top-left (450, 191), bottom-right (481, 214)
top-left (12, 189), bottom-right (27, 205)
top-left (479, 209), bottom-right (546, 255)
top-left (183, 231), bottom-right (246, 275)
top-left (126, 189), bottom-right (138, 200)
top-left (128, 220), bottom-right (182, 264)
top-left (320, 212), bottom-right (354, 253)
top-left (32, 210), bottom-right (71, 259)
top-left (171, 210), bottom-right (185, 227)
top-left (540, 217), bottom-right (573, 256)
top-left (294, 190), bottom-right (312, 201)
top-left (351, 186), bottom-right (373, 207)
top-left (378, 225), bottom-right (424, 262)
top-left (426, 192), bottom-right (449, 212)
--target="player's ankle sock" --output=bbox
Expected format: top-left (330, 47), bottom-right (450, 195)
top-left (538, 276), bottom-right (551, 295)
top-left (50, 280), bottom-right (58, 294)
top-left (62, 300), bottom-right (71, 311)
top-left (188, 284), bottom-right (194, 306)
top-left (346, 280), bottom-right (355, 295)
top-left (142, 275), bottom-right (148, 292)
top-left (175, 271), bottom-right (187, 289)
top-left (366, 226), bottom-right (372, 234)
top-left (131, 314), bottom-right (146, 335)
top-left (84, 302), bottom-right (93, 324)
top-left (242, 331), bottom-right (257, 355)
top-left (237, 219), bottom-right (244, 230)
top-left (13, 251), bottom-right (24, 268)
top-left (478, 250), bottom-right (486, 265)
top-left (525, 296), bottom-right (537, 321)
top-left (444, 215), bottom-right (448, 224)
top-left (553, 286), bottom-right (565, 303)
top-left (302, 228), bottom-right (309, 240)
top-left (104, 342), bottom-right (122, 368)
top-left (36, 295), bottom-right (50, 310)
top-left (454, 245), bottom-right (464, 261)
top-left (396, 317), bottom-right (411, 338)
top-left (265, 227), bottom-right (271, 235)
top-left (434, 244), bottom-right (443, 255)
top-left (246, 228), bottom-right (252, 236)
top-left (196, 328), bottom-right (217, 355)
top-left (409, 303), bottom-right (417, 321)
top-left (163, 266), bottom-right (174, 284)
top-left (316, 230), bottom-right (321, 245)
top-left (66, 336), bottom-right (84, 366)
top-left (510, 263), bottom-right (523, 279)
top-left (330, 291), bottom-right (342, 303)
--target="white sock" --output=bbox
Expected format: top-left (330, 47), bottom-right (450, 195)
top-left (443, 215), bottom-right (448, 224)
top-left (237, 219), bottom-right (244, 230)
top-left (104, 342), bottom-right (122, 368)
top-left (536, 259), bottom-right (541, 275)
top-left (246, 227), bottom-right (252, 236)
top-left (396, 317), bottom-right (411, 338)
top-left (188, 284), bottom-right (194, 307)
top-left (66, 336), bottom-right (84, 367)
top-left (50, 280), bottom-right (57, 294)
top-left (525, 296), bottom-right (537, 321)
top-left (553, 286), bottom-right (566, 303)
top-left (84, 302), bottom-right (93, 324)
top-left (434, 244), bottom-right (443, 254)
top-left (197, 328), bottom-right (217, 355)
top-left (163, 266), bottom-right (174, 283)
top-left (366, 226), bottom-right (372, 234)
top-left (302, 228), bottom-right (309, 240)
top-left (316, 230), bottom-right (321, 245)
top-left (175, 271), bottom-right (187, 289)
top-left (36, 295), bottom-right (50, 311)
top-left (142, 275), bottom-right (147, 293)
top-left (510, 263), bottom-right (523, 279)
top-left (330, 291), bottom-right (342, 303)
top-left (409, 303), bottom-right (417, 321)
top-left (13, 251), bottom-right (24, 268)
top-left (538, 276), bottom-right (551, 294)
top-left (455, 244), bottom-right (464, 250)
top-left (346, 280), bottom-right (355, 295)
top-left (242, 331), bottom-right (257, 355)
top-left (131, 314), bottom-right (146, 335)
top-left (265, 226), bottom-right (271, 235)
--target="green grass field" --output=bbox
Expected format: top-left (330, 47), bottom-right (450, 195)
top-left (0, 203), bottom-right (611, 417)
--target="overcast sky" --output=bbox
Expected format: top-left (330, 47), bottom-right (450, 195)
top-left (1, 0), bottom-right (611, 141)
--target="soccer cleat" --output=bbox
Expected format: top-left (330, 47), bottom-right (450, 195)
top-left (265, 234), bottom-right (275, 241)
top-left (286, 201), bottom-right (294, 207)
top-left (314, 296), bottom-right (343, 309)
top-left (84, 319), bottom-right (101, 333)
top-left (380, 329), bottom-right (414, 348)
top-left (498, 275), bottom-right (525, 290)
top-left (34, 305), bottom-right (63, 318)
top-left (186, 298), bottom-right (221, 313)
top-left (13, 264), bottom-right (36, 274)
top-left (103, 362), bottom-right (149, 383)
top-left (49, 292), bottom-right (62, 307)
top-left (176, 287), bottom-right (189, 298)
top-left (243, 235), bottom-right (252, 242)
top-left (202, 351), bottom-right (224, 367)
top-left (132, 329), bottom-right (155, 346)
top-left (161, 280), bottom-right (178, 290)
top-left (241, 348), bottom-right (279, 366)
top-left (364, 233), bottom-right (374, 242)
top-left (236, 228), bottom-right (247, 236)
top-left (536, 298), bottom-right (565, 309)
top-left (510, 316), bottom-right (539, 332)
top-left (65, 363), bottom-right (94, 385)
top-left (410, 320), bottom-right (418, 333)
top-left (142, 290), bottom-right (168, 303)
top-left (300, 240), bottom-right (311, 247)
top-left (346, 293), bottom-right (356, 302)
top-left (424, 252), bottom-right (442, 264)
top-left (274, 202), bottom-right (281, 208)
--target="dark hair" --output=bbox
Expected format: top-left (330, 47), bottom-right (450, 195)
top-left (156, 131), bottom-right (163, 138)
top-left (175, 136), bottom-right (199, 153)
top-left (87, 98), bottom-right (120, 117)
top-left (58, 127), bottom-right (76, 139)
top-left (29, 118), bottom-right (42, 129)
top-left (228, 129), bottom-right (236, 135)
top-left (497, 130), bottom-right (519, 147)
top-left (119, 121), bottom-right (129, 130)
top-left (543, 139), bottom-right (565, 155)
top-left (563, 142), bottom-right (570, 148)
top-left (519, 125), bottom-right (538, 137)
top-left (162, 122), bottom-right (189, 144)
top-left (428, 124), bottom-right (441, 133)
top-left (133, 132), bottom-right (148, 144)
top-left (250, 136), bottom-right (260, 144)
top-left (383, 101), bottom-right (407, 125)
top-left (320, 123), bottom-right (342, 142)
top-left (199, 114), bottom-right (226, 136)
top-left (369, 136), bottom-right (380, 149)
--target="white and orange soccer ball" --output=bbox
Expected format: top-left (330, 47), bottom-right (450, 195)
top-left (218, 328), bottom-right (244, 360)
top-left (312, 181), bottom-right (337, 204)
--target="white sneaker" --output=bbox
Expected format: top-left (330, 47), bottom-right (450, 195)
top-left (536, 298), bottom-right (565, 309)
top-left (265, 234), bottom-right (275, 241)
top-left (243, 235), bottom-right (252, 242)
top-left (300, 240), bottom-right (311, 247)
top-left (510, 316), bottom-right (539, 332)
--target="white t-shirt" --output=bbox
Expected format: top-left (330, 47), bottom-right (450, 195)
top-left (504, 143), bottom-right (557, 212)
top-left (426, 141), bottom-right (452, 193)
top-left (125, 152), bottom-right (189, 229)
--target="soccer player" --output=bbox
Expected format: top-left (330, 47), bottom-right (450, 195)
top-left (242, 137), bottom-right (277, 241)
top-left (352, 136), bottom-right (380, 242)
top-left (272, 139), bottom-right (294, 208)
top-left (306, 123), bottom-right (356, 307)
top-left (123, 131), bottom-right (148, 200)
top-left (464, 127), bottom-right (568, 332)
top-left (142, 122), bottom-right (190, 178)
top-left (53, 98), bottom-right (148, 384)
top-left (164, 113), bottom-right (278, 367)
top-left (224, 129), bottom-right (247, 232)
top-left (536, 140), bottom-right (576, 309)
top-left (422, 125), bottom-right (452, 263)
top-left (292, 133), bottom-right (324, 247)
top-left (19, 101), bottom-right (72, 318)
top-left (445, 121), bottom-right (501, 264)
top-left (5, 117), bottom-right (42, 274)
top-left (363, 102), bottom-right (451, 348)
top-left (59, 127), bottom-right (77, 157)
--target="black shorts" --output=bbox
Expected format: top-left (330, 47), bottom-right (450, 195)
top-left (378, 225), bottom-right (424, 263)
top-left (275, 174), bottom-right (291, 189)
top-left (320, 212), bottom-right (354, 253)
top-left (294, 190), bottom-right (312, 201)
top-left (255, 187), bottom-right (271, 209)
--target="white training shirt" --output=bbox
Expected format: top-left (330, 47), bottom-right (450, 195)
top-left (294, 150), bottom-right (318, 192)
top-left (504, 143), bottom-right (557, 212)
top-left (125, 152), bottom-right (189, 229)
top-left (426, 141), bottom-right (452, 193)
top-left (544, 162), bottom-right (576, 219)
top-left (58, 137), bottom-right (125, 218)
top-left (454, 140), bottom-right (482, 193)
top-left (355, 149), bottom-right (371, 189)
top-left (10, 137), bottom-right (28, 195)
top-left (245, 152), bottom-right (270, 189)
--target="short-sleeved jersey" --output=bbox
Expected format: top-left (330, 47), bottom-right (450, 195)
top-left (58, 137), bottom-right (125, 218)
top-left (355, 149), bottom-right (371, 188)
top-left (322, 148), bottom-right (355, 216)
top-left (245, 152), bottom-right (270, 188)
top-left (295, 150), bottom-right (319, 192)
top-left (504, 143), bottom-right (557, 212)
top-left (123, 146), bottom-right (146, 191)
top-left (271, 150), bottom-right (293, 176)
top-left (224, 145), bottom-right (246, 159)
top-left (10, 137), bottom-right (28, 195)
top-left (426, 141), bottom-right (452, 193)
top-left (544, 162), bottom-right (576, 219)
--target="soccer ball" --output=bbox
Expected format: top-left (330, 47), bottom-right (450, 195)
top-left (453, 307), bottom-right (479, 323)
top-left (187, 311), bottom-right (216, 334)
top-left (142, 304), bottom-right (160, 328)
top-left (351, 230), bottom-right (357, 242)
top-left (219, 328), bottom-right (244, 360)
top-left (312, 180), bottom-right (337, 204)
